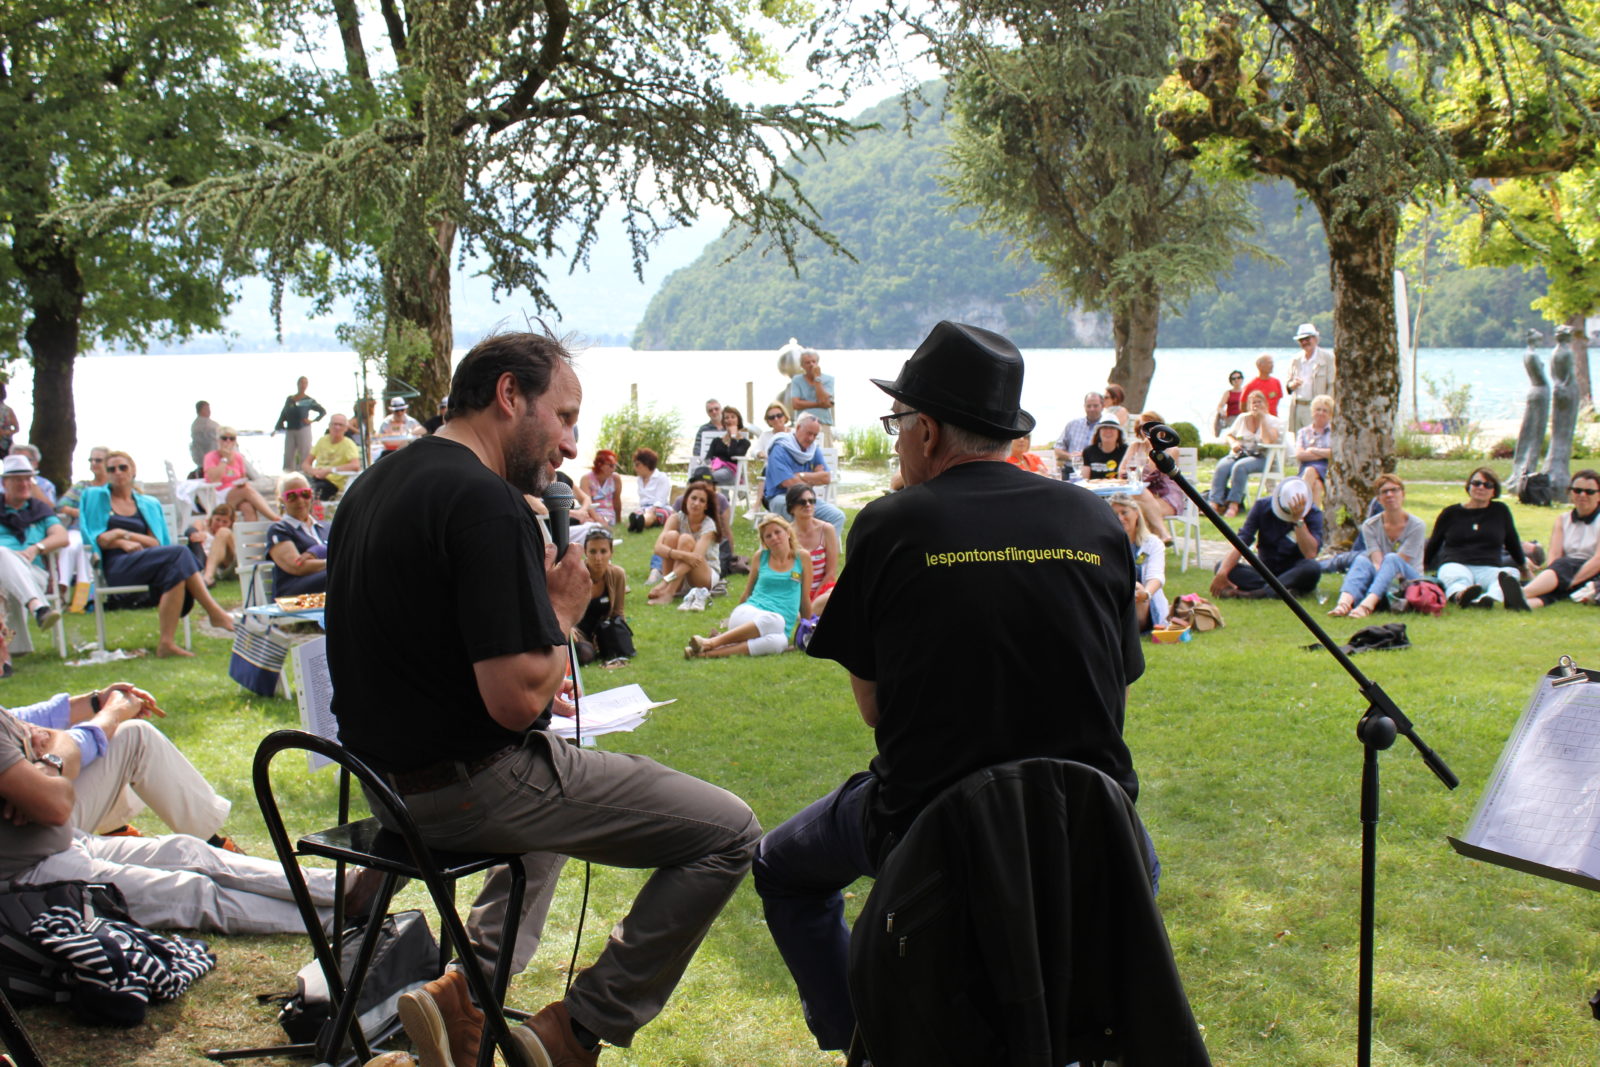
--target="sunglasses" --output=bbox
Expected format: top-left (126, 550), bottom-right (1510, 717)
top-left (795, 498), bottom-right (816, 506)
top-left (106, 464), bottom-right (131, 473)
top-left (219, 435), bottom-right (237, 441)
top-left (1572, 486), bottom-right (1599, 496)
top-left (1468, 479), bottom-right (1494, 489)
top-left (283, 488), bottom-right (313, 500)
top-left (766, 413), bottom-right (785, 422)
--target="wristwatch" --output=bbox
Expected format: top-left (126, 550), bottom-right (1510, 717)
top-left (34, 753), bottom-right (64, 774)
top-left (89, 689), bottom-right (102, 713)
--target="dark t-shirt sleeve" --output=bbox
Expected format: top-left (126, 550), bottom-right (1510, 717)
top-left (452, 508), bottom-right (565, 663)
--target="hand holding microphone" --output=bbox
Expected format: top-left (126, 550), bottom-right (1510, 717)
top-left (542, 481), bottom-right (574, 561)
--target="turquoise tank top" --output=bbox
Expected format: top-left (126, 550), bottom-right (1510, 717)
top-left (748, 548), bottom-right (804, 630)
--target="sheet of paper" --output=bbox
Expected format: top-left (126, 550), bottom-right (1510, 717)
top-left (1461, 675), bottom-right (1600, 878)
top-left (293, 636), bottom-right (337, 772)
top-left (546, 683), bottom-right (674, 745)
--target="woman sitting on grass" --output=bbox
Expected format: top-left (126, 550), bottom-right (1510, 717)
top-left (647, 480), bottom-right (722, 609)
top-left (786, 484), bottom-right (839, 615)
top-left (1327, 473), bottom-right (1426, 618)
top-left (1109, 494), bottom-right (1167, 631)
top-left (1425, 466), bottom-right (1526, 608)
top-left (574, 528), bottom-right (634, 666)
top-left (686, 513), bottom-right (811, 659)
top-left (80, 451), bottom-right (236, 658)
top-left (1501, 468), bottom-right (1600, 610)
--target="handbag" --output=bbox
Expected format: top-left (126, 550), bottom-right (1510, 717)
top-left (271, 910), bottom-right (440, 1045)
top-left (595, 615), bottom-right (636, 661)
top-left (1171, 593), bottom-right (1224, 632)
top-left (229, 582), bottom-right (291, 696)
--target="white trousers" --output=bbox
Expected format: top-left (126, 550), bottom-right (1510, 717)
top-left (71, 719), bottom-right (231, 838)
top-left (0, 548), bottom-right (46, 654)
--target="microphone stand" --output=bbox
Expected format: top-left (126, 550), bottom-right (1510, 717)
top-left (1144, 425), bottom-right (1457, 1067)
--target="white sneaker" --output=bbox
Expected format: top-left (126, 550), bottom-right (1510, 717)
top-left (678, 590), bottom-right (698, 611)
top-left (691, 588), bottom-right (709, 611)
top-left (646, 568), bottom-right (663, 587)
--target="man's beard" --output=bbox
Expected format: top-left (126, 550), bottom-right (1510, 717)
top-left (504, 416), bottom-right (552, 495)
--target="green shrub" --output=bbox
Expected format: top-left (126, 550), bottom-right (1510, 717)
top-left (599, 401), bottom-right (681, 463)
top-left (1489, 437), bottom-right (1517, 459)
top-left (839, 424), bottom-right (894, 463)
top-left (1393, 430), bottom-right (1435, 460)
top-left (1171, 421), bottom-right (1201, 447)
top-left (1572, 437), bottom-right (1594, 460)
top-left (1198, 442), bottom-right (1229, 461)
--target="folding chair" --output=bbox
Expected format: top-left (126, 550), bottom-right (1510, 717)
top-left (91, 503), bottom-right (191, 652)
top-left (1248, 443), bottom-right (1286, 507)
top-left (817, 447), bottom-right (840, 506)
top-left (233, 730), bottom-right (529, 1067)
top-left (232, 520), bottom-right (276, 606)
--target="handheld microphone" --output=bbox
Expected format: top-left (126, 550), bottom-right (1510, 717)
top-left (1142, 422), bottom-right (1181, 475)
top-left (542, 481), bottom-right (574, 561)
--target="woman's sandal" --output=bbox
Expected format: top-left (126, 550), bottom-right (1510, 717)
top-left (1349, 601), bottom-right (1376, 619)
top-left (1327, 602), bottom-right (1352, 617)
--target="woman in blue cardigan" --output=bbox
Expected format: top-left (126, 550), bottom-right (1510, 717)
top-left (80, 451), bottom-right (235, 657)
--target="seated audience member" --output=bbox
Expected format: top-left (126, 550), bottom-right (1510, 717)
top-left (580, 449), bottom-right (623, 526)
top-left (754, 404), bottom-right (791, 458)
top-left (1501, 468), bottom-right (1600, 610)
top-left (81, 452), bottom-right (235, 658)
top-left (691, 398), bottom-right (722, 462)
top-left (1101, 382), bottom-right (1130, 429)
top-left (1123, 411), bottom-right (1184, 546)
top-left (763, 413), bottom-right (846, 536)
top-left (648, 481), bottom-right (722, 609)
top-left (267, 475), bottom-right (329, 598)
top-left (376, 398), bottom-right (425, 452)
top-left (1078, 416), bottom-right (1129, 481)
top-left (0, 683), bottom-right (350, 934)
top-left (1109, 494), bottom-right (1167, 631)
top-left (1295, 394), bottom-right (1335, 507)
top-left (0, 455), bottom-right (67, 652)
top-left (1006, 435), bottom-right (1049, 474)
top-left (574, 528), bottom-right (633, 667)
top-left (55, 446), bottom-right (109, 612)
top-left (203, 427), bottom-right (280, 522)
top-left (185, 503), bottom-right (238, 587)
top-left (707, 406), bottom-right (751, 485)
top-left (787, 484), bottom-right (839, 615)
top-left (1327, 474), bottom-right (1425, 618)
top-left (1425, 467), bottom-right (1525, 608)
top-left (1052, 391), bottom-right (1104, 479)
top-left (1208, 390), bottom-right (1282, 517)
top-left (1241, 352), bottom-right (1284, 415)
top-left (423, 398), bottom-right (449, 435)
top-left (1211, 476), bottom-right (1323, 597)
top-left (303, 412), bottom-right (361, 500)
top-left (685, 513), bottom-right (811, 658)
top-left (628, 448), bottom-right (673, 533)
top-left (10, 445), bottom-right (55, 506)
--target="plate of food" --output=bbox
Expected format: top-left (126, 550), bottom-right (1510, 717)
top-left (274, 593), bottom-right (326, 613)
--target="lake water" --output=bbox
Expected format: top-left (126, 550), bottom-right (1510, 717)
top-left (19, 345), bottom-right (1533, 479)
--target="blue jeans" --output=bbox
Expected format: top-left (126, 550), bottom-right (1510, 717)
top-left (754, 771), bottom-right (1160, 1052)
top-left (1339, 553), bottom-right (1421, 602)
top-left (766, 493), bottom-right (846, 540)
top-left (1209, 453), bottom-right (1266, 505)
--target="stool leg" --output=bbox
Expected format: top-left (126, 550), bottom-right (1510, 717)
top-left (417, 859), bottom-right (527, 1067)
top-left (318, 871), bottom-right (403, 1065)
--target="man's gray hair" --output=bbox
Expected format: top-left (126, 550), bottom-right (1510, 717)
top-left (1084, 391), bottom-right (1104, 404)
top-left (939, 420), bottom-right (1011, 458)
top-left (795, 412), bottom-right (821, 429)
top-left (10, 443), bottom-right (39, 461)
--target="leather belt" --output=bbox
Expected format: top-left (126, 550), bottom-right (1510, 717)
top-left (387, 745), bottom-right (519, 796)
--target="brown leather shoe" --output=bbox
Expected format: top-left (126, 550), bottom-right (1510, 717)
top-left (510, 1001), bottom-right (599, 1067)
top-left (397, 969), bottom-right (484, 1067)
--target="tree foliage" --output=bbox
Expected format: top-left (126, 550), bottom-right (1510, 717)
top-left (0, 0), bottom-right (307, 487)
top-left (1156, 0), bottom-right (1600, 529)
top-left (925, 0), bottom-right (1258, 410)
top-left (124, 0), bottom-right (858, 412)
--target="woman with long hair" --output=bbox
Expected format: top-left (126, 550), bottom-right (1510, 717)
top-left (686, 513), bottom-right (812, 658)
top-left (1109, 494), bottom-right (1167, 631)
top-left (707, 406), bottom-right (751, 485)
top-left (786, 483), bottom-right (839, 615)
top-left (80, 451), bottom-right (235, 657)
top-left (647, 480), bottom-right (722, 608)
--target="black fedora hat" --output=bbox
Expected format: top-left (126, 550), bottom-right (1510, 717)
top-left (871, 321), bottom-right (1035, 439)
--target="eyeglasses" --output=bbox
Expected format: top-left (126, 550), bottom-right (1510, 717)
top-left (795, 497), bottom-right (816, 507)
top-left (1229, 375), bottom-right (1243, 382)
top-left (766, 412), bottom-right (784, 422)
top-left (1572, 486), bottom-right (1599, 496)
top-left (1468, 479), bottom-right (1494, 489)
top-left (219, 435), bottom-right (237, 441)
top-left (89, 456), bottom-right (105, 464)
top-left (879, 410), bottom-right (922, 435)
top-left (283, 488), bottom-right (313, 501)
top-left (106, 464), bottom-right (131, 473)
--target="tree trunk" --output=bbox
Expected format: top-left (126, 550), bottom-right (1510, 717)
top-left (1316, 198), bottom-right (1400, 541)
top-left (1567, 310), bottom-right (1591, 411)
top-left (388, 218), bottom-right (458, 412)
top-left (17, 242), bottom-right (84, 494)
top-left (1109, 283), bottom-right (1160, 413)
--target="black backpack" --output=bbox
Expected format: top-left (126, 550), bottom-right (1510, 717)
top-left (0, 881), bottom-right (130, 1009)
top-left (1519, 473), bottom-right (1556, 506)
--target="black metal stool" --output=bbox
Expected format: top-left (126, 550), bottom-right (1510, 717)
top-left (208, 729), bottom-right (528, 1067)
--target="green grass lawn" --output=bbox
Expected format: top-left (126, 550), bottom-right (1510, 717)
top-left (15, 464), bottom-right (1600, 1065)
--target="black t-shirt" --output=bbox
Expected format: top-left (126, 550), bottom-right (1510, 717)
top-left (1081, 441), bottom-right (1128, 480)
top-left (325, 434), bottom-right (566, 773)
top-left (806, 461), bottom-right (1145, 842)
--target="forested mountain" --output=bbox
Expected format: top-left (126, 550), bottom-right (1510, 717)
top-left (634, 86), bottom-right (1547, 350)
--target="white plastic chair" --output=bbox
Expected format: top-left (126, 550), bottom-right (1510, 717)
top-left (93, 503), bottom-right (192, 652)
top-left (817, 447), bottom-right (839, 505)
top-left (1163, 448), bottom-right (1203, 573)
top-left (1248, 443), bottom-right (1286, 507)
top-left (234, 520), bottom-right (276, 606)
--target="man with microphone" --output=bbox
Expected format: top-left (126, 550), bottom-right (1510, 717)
top-left (326, 331), bottom-right (759, 1067)
top-left (752, 321), bottom-right (1149, 1052)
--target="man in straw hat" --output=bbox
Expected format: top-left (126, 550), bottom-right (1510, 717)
top-left (752, 321), bottom-right (1152, 1052)
top-left (1210, 475), bottom-right (1325, 598)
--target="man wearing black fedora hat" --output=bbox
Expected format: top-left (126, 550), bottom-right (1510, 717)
top-left (752, 320), bottom-right (1149, 1052)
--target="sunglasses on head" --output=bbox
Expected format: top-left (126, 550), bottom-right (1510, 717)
top-left (283, 488), bottom-right (313, 500)
top-left (1468, 479), bottom-right (1494, 489)
top-left (107, 464), bottom-right (131, 473)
